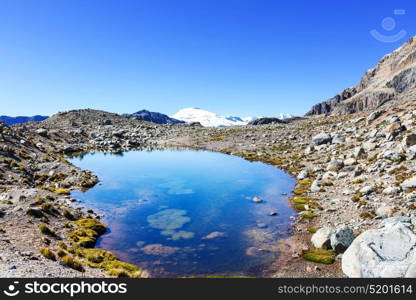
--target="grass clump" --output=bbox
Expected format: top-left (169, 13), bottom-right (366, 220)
top-left (301, 212), bottom-right (318, 219)
top-left (53, 188), bottom-right (70, 195)
top-left (40, 203), bottom-right (53, 212)
top-left (75, 248), bottom-right (144, 278)
top-left (67, 218), bottom-right (106, 248)
top-left (62, 209), bottom-right (75, 220)
top-left (293, 187), bottom-right (308, 196)
top-left (294, 204), bottom-right (306, 211)
top-left (293, 197), bottom-right (315, 204)
top-left (351, 191), bottom-right (363, 202)
top-left (298, 179), bottom-right (312, 185)
top-left (38, 224), bottom-right (55, 236)
top-left (26, 208), bottom-right (44, 218)
top-left (61, 254), bottom-right (84, 272)
top-left (39, 248), bottom-right (56, 261)
top-left (303, 248), bottom-right (335, 264)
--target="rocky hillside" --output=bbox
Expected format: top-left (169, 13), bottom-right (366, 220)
top-left (123, 109), bottom-right (185, 124)
top-left (307, 36), bottom-right (416, 116)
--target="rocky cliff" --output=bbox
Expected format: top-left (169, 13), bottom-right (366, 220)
top-left (306, 37), bottom-right (416, 116)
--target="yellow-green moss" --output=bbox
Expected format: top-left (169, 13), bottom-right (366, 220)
top-left (26, 208), bottom-right (44, 218)
top-left (303, 249), bottom-right (335, 264)
top-left (62, 209), bottom-right (75, 220)
top-left (67, 219), bottom-right (106, 248)
top-left (39, 248), bottom-right (56, 261)
top-left (75, 248), bottom-right (143, 278)
top-left (307, 227), bottom-right (317, 233)
top-left (301, 212), bottom-right (318, 219)
top-left (53, 188), bottom-right (70, 195)
top-left (61, 255), bottom-right (84, 272)
top-left (298, 179), bottom-right (312, 185)
top-left (38, 224), bottom-right (55, 236)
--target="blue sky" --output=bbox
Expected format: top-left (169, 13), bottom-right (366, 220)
top-left (0, 0), bottom-right (415, 117)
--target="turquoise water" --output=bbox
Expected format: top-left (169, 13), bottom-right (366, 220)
top-left (70, 150), bottom-right (296, 277)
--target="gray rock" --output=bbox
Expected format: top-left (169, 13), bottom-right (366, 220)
top-left (330, 225), bottom-right (354, 253)
top-left (375, 206), bottom-right (393, 219)
top-left (403, 134), bottom-right (416, 147)
top-left (297, 170), bottom-right (309, 180)
top-left (342, 218), bottom-right (416, 277)
top-left (401, 176), bottom-right (416, 190)
top-left (312, 132), bottom-right (332, 145)
top-left (363, 142), bottom-right (377, 151)
top-left (332, 134), bottom-right (345, 144)
top-left (367, 111), bottom-right (382, 122)
top-left (382, 186), bottom-right (401, 195)
top-left (252, 196), bottom-right (263, 203)
top-left (382, 150), bottom-right (403, 162)
top-left (406, 145), bottom-right (416, 160)
top-left (360, 185), bottom-right (375, 195)
top-left (311, 227), bottom-right (334, 249)
top-left (353, 147), bottom-right (365, 159)
top-left (326, 158), bottom-right (344, 172)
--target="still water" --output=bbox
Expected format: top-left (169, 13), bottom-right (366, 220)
top-left (70, 150), bottom-right (295, 277)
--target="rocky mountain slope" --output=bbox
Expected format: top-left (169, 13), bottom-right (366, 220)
top-left (307, 36), bottom-right (416, 116)
top-left (0, 115), bottom-right (48, 125)
top-left (123, 109), bottom-right (185, 124)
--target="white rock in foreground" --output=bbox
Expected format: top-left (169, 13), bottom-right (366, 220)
top-left (342, 217), bottom-right (416, 278)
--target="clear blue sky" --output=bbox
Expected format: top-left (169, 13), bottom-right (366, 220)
top-left (0, 0), bottom-right (415, 117)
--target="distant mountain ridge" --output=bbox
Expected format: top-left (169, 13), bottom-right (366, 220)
top-left (307, 36), bottom-right (416, 116)
top-left (123, 110), bottom-right (185, 124)
top-left (170, 107), bottom-right (293, 127)
top-left (0, 115), bottom-right (48, 125)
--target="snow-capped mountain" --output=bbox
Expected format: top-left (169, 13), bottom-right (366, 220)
top-left (170, 108), bottom-right (250, 127)
top-left (170, 108), bottom-right (293, 127)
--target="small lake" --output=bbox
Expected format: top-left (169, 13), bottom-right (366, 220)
top-left (70, 150), bottom-right (296, 277)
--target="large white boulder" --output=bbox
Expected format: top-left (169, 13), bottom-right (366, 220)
top-left (342, 217), bottom-right (416, 278)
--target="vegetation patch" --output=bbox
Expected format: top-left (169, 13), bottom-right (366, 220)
top-left (75, 248), bottom-right (144, 278)
top-left (301, 212), bottom-right (318, 219)
top-left (303, 248), bottom-right (335, 264)
top-left (67, 218), bottom-right (106, 248)
top-left (39, 248), bottom-right (56, 261)
top-left (39, 224), bottom-right (56, 236)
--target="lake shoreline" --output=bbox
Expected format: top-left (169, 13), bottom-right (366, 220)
top-left (2, 102), bottom-right (414, 278)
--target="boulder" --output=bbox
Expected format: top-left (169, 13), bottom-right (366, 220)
top-left (297, 170), bottom-right (309, 180)
top-left (330, 225), bottom-right (354, 253)
top-left (342, 217), bottom-right (416, 277)
top-left (312, 133), bottom-right (332, 145)
top-left (332, 134), bottom-right (345, 144)
top-left (403, 134), bottom-right (416, 147)
top-left (381, 150), bottom-right (403, 162)
top-left (311, 227), bottom-right (334, 249)
top-left (401, 176), bottom-right (416, 190)
top-left (406, 145), bottom-right (416, 160)
top-left (375, 205), bottom-right (393, 219)
top-left (326, 158), bottom-right (344, 172)
top-left (353, 147), bottom-right (365, 159)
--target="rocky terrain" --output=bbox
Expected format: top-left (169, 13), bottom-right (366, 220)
top-left (307, 37), bottom-right (416, 115)
top-left (1, 38), bottom-right (416, 278)
top-left (1, 96), bottom-right (416, 278)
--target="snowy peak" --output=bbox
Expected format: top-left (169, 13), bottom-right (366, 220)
top-left (170, 108), bottom-right (293, 127)
top-left (170, 108), bottom-right (248, 127)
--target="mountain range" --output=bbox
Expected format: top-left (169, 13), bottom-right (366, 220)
top-left (0, 115), bottom-right (48, 125)
top-left (307, 36), bottom-right (416, 115)
top-left (171, 107), bottom-right (293, 127)
top-left (123, 110), bottom-right (184, 124)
